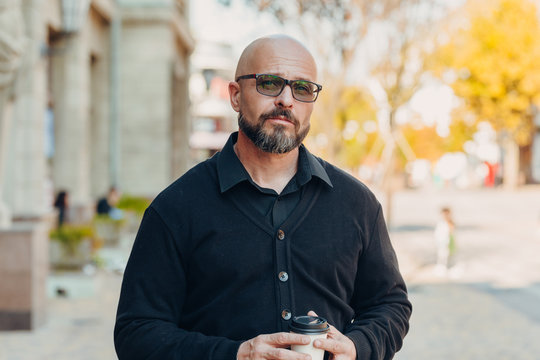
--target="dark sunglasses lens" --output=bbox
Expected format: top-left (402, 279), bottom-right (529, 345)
top-left (256, 75), bottom-right (284, 95)
top-left (292, 81), bottom-right (317, 101)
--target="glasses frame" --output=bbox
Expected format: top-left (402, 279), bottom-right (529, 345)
top-left (235, 73), bottom-right (323, 103)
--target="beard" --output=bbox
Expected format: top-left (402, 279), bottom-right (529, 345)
top-left (238, 108), bottom-right (310, 154)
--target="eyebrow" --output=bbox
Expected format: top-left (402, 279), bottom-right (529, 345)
top-left (262, 72), bottom-right (315, 82)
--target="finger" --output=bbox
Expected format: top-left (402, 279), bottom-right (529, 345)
top-left (266, 347), bottom-right (311, 360)
top-left (307, 310), bottom-right (318, 317)
top-left (265, 332), bottom-right (311, 346)
top-left (326, 323), bottom-right (343, 338)
top-left (313, 337), bottom-right (344, 354)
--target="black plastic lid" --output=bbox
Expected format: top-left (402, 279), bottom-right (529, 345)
top-left (289, 316), bottom-right (330, 334)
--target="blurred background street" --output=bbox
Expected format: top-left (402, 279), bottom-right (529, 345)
top-left (1, 186), bottom-right (540, 359)
top-left (392, 186), bottom-right (540, 360)
top-left (2, 0), bottom-right (540, 359)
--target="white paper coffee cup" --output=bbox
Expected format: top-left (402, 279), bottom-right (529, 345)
top-left (289, 315), bottom-right (330, 360)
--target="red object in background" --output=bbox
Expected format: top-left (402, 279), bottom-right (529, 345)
top-left (484, 161), bottom-right (499, 187)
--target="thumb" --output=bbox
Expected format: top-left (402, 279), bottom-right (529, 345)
top-left (307, 310), bottom-right (318, 317)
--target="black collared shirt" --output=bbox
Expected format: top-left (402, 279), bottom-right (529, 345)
top-left (217, 132), bottom-right (332, 231)
top-left (115, 132), bottom-right (411, 360)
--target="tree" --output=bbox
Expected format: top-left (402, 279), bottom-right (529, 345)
top-left (307, 85), bottom-right (379, 173)
top-left (368, 0), bottom-right (449, 222)
top-left (431, 0), bottom-right (540, 187)
top-left (245, 0), bottom-right (402, 71)
top-left (401, 123), bottom-right (444, 162)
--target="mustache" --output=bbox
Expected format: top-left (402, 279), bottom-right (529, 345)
top-left (259, 108), bottom-right (298, 126)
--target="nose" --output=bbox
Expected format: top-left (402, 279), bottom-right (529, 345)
top-left (274, 84), bottom-right (294, 108)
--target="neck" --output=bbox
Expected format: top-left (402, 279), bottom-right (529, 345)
top-left (234, 131), bottom-right (299, 194)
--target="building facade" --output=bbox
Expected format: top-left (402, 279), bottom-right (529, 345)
top-left (0, 0), bottom-right (193, 330)
top-left (1, 0), bottom-right (193, 225)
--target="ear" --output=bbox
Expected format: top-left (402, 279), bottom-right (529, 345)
top-left (228, 81), bottom-right (241, 112)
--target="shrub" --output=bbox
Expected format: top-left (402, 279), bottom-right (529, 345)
top-left (49, 225), bottom-right (95, 255)
top-left (116, 194), bottom-right (151, 216)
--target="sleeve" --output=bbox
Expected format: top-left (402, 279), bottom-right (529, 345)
top-left (114, 206), bottom-right (242, 359)
top-left (344, 204), bottom-right (412, 360)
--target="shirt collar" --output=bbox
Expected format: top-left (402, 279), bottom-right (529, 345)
top-left (217, 132), bottom-right (333, 193)
top-left (297, 143), bottom-right (333, 188)
top-left (217, 132), bottom-right (251, 193)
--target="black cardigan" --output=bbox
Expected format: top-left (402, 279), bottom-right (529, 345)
top-left (114, 146), bottom-right (411, 360)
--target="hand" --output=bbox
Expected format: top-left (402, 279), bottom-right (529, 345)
top-left (237, 332), bottom-right (312, 360)
top-left (309, 311), bottom-right (356, 360)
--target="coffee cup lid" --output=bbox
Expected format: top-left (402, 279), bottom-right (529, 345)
top-left (289, 315), bottom-right (330, 334)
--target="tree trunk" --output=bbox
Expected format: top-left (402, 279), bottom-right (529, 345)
top-left (502, 137), bottom-right (520, 189)
top-left (381, 134), bottom-right (397, 227)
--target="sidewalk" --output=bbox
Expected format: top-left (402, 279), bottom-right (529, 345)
top-left (390, 186), bottom-right (540, 359)
top-left (0, 243), bottom-right (129, 360)
top-left (396, 282), bottom-right (540, 360)
top-left (1, 187), bottom-right (539, 359)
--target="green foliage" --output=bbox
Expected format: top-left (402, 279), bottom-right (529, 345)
top-left (49, 225), bottom-right (94, 255)
top-left (93, 214), bottom-right (126, 226)
top-left (116, 195), bottom-right (151, 216)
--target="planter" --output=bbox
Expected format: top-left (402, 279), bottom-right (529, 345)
top-left (94, 217), bottom-right (125, 247)
top-left (49, 237), bottom-right (93, 270)
top-left (49, 225), bottom-right (95, 270)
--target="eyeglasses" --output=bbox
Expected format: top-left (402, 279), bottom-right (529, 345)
top-left (235, 74), bottom-right (322, 103)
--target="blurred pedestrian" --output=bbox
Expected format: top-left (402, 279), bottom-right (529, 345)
top-left (434, 206), bottom-right (456, 273)
top-left (53, 190), bottom-right (68, 228)
top-left (96, 186), bottom-right (123, 220)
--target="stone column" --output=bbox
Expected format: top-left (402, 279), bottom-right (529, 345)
top-left (6, 0), bottom-right (48, 219)
top-left (51, 29), bottom-right (92, 222)
top-left (171, 49), bottom-right (190, 179)
top-left (87, 12), bottom-right (111, 199)
top-left (119, 6), bottom-right (173, 196)
top-left (89, 52), bottom-right (111, 198)
top-left (0, 92), bottom-right (14, 228)
top-left (0, 0), bottom-right (49, 331)
top-left (0, 0), bottom-right (25, 228)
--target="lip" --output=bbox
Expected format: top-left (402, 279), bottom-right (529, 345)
top-left (266, 116), bottom-right (294, 126)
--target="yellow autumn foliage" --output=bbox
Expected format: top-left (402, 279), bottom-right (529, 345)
top-left (308, 85), bottom-right (379, 170)
top-left (433, 0), bottom-right (540, 146)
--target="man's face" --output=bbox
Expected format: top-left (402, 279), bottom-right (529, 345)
top-left (232, 39), bottom-right (318, 153)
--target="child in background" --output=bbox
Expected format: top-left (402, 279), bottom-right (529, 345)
top-left (434, 207), bottom-right (456, 274)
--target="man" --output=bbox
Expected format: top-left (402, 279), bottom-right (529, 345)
top-left (96, 186), bottom-right (123, 219)
top-left (115, 35), bottom-right (411, 360)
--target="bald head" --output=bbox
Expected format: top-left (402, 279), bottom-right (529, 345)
top-left (229, 35), bottom-right (318, 155)
top-left (235, 35), bottom-right (317, 81)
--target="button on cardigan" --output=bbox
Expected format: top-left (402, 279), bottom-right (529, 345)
top-left (114, 132), bottom-right (412, 360)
